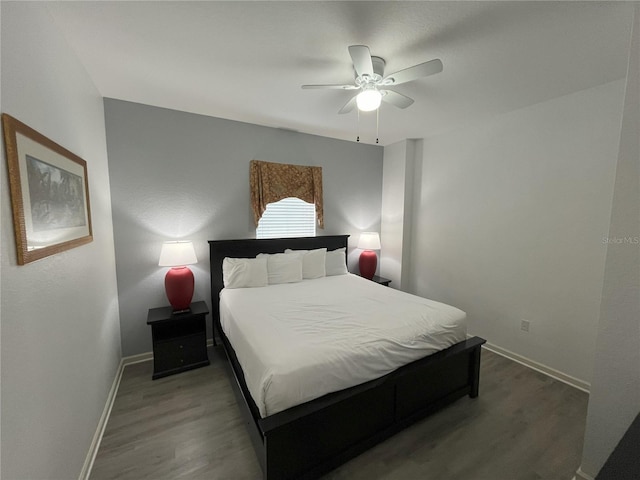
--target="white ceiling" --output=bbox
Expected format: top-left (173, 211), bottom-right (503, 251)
top-left (46, 1), bottom-right (634, 146)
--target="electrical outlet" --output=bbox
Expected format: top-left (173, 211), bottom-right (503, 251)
top-left (520, 319), bottom-right (530, 332)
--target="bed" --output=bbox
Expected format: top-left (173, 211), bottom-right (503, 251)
top-left (209, 235), bottom-right (486, 480)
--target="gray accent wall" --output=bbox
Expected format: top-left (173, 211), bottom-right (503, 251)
top-left (104, 99), bottom-right (383, 357)
top-left (1, 3), bottom-right (121, 479)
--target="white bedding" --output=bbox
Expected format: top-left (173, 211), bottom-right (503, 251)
top-left (219, 274), bottom-right (467, 417)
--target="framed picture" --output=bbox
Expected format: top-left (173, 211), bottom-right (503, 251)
top-left (2, 113), bottom-right (93, 265)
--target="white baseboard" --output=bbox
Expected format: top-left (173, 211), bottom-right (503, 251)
top-left (480, 340), bottom-right (590, 393)
top-left (78, 339), bottom-right (215, 480)
top-left (77, 358), bottom-right (126, 480)
top-left (574, 466), bottom-right (596, 480)
top-left (122, 351), bottom-right (154, 366)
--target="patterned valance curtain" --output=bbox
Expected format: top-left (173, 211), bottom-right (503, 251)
top-left (250, 159), bottom-right (324, 228)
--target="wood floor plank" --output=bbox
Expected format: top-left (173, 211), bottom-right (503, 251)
top-left (90, 347), bottom-right (587, 480)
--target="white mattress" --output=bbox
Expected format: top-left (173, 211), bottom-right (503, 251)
top-left (219, 274), bottom-right (467, 417)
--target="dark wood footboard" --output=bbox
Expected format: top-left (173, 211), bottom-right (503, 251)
top-left (220, 319), bottom-right (484, 479)
top-left (209, 236), bottom-right (486, 479)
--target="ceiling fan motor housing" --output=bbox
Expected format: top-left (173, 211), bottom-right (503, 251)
top-left (356, 56), bottom-right (386, 85)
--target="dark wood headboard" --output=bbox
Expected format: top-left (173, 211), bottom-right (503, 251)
top-left (208, 235), bottom-right (350, 327)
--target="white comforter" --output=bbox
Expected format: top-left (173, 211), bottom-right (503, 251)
top-left (219, 274), bottom-right (466, 417)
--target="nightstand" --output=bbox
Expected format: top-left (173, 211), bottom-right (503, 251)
top-left (360, 274), bottom-right (392, 286)
top-left (147, 301), bottom-right (209, 380)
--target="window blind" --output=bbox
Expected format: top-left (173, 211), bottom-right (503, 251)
top-left (256, 197), bottom-right (316, 239)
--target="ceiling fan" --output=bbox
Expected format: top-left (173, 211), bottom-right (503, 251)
top-left (302, 45), bottom-right (443, 114)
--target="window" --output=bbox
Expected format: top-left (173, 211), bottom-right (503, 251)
top-left (256, 197), bottom-right (316, 239)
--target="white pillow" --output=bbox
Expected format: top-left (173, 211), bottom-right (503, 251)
top-left (257, 252), bottom-right (303, 284)
top-left (325, 247), bottom-right (348, 276)
top-left (222, 257), bottom-right (268, 289)
top-left (284, 248), bottom-right (327, 279)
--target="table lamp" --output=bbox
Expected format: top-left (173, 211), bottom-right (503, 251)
top-left (357, 232), bottom-right (381, 280)
top-left (159, 240), bottom-right (197, 313)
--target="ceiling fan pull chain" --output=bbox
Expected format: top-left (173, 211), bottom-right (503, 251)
top-left (376, 108), bottom-right (379, 144)
top-left (357, 108), bottom-right (360, 142)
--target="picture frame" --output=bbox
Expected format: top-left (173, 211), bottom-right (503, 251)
top-left (2, 113), bottom-right (93, 265)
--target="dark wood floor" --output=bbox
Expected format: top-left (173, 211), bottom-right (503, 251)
top-left (90, 346), bottom-right (588, 480)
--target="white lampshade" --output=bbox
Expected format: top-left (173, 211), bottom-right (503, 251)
top-left (158, 241), bottom-right (197, 267)
top-left (356, 89), bottom-right (382, 112)
top-left (357, 232), bottom-right (381, 250)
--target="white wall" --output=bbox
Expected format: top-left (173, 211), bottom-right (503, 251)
top-left (403, 79), bottom-right (625, 385)
top-left (0, 3), bottom-right (121, 479)
top-left (381, 141), bottom-right (408, 286)
top-left (580, 5), bottom-right (640, 477)
top-left (380, 139), bottom-right (419, 289)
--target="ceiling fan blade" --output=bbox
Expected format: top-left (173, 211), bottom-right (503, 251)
top-left (301, 84), bottom-right (359, 90)
top-left (383, 59), bottom-right (443, 86)
top-left (381, 90), bottom-right (415, 109)
top-left (338, 95), bottom-right (357, 114)
top-left (348, 45), bottom-right (374, 78)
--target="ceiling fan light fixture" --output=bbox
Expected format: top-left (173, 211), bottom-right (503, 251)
top-left (356, 88), bottom-right (382, 112)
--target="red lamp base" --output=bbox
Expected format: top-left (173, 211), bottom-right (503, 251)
top-left (359, 250), bottom-right (377, 280)
top-left (165, 266), bottom-right (194, 311)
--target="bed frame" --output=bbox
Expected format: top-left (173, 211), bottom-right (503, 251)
top-left (209, 235), bottom-right (486, 480)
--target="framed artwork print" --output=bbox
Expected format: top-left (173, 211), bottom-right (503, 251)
top-left (2, 113), bottom-right (93, 265)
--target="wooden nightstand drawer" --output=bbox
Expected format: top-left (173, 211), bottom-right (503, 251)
top-left (153, 334), bottom-right (207, 373)
top-left (153, 318), bottom-right (203, 341)
top-left (147, 301), bottom-right (210, 379)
